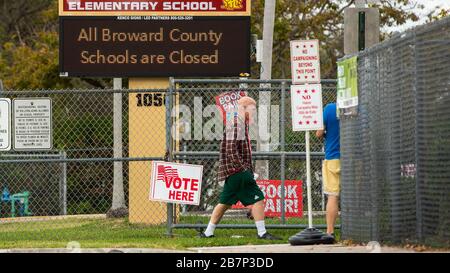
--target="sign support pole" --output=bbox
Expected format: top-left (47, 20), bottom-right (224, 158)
top-left (304, 80), bottom-right (313, 229)
top-left (289, 39), bottom-right (333, 245)
top-left (289, 116), bottom-right (333, 246)
top-left (305, 130), bottom-right (313, 229)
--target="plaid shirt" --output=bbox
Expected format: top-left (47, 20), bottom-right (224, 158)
top-left (218, 115), bottom-right (253, 182)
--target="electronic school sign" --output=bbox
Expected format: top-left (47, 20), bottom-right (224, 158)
top-left (59, 0), bottom-right (251, 77)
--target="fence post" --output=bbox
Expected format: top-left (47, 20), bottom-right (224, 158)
top-left (181, 143), bottom-right (188, 215)
top-left (111, 78), bottom-right (126, 211)
top-left (280, 82), bottom-right (286, 224)
top-left (59, 151), bottom-right (67, 215)
top-left (166, 77), bottom-right (175, 237)
top-left (412, 31), bottom-right (422, 243)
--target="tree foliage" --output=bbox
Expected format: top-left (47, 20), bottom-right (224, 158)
top-left (0, 0), bottom-right (110, 89)
top-left (0, 0), bottom-right (434, 89)
top-left (250, 0), bottom-right (423, 79)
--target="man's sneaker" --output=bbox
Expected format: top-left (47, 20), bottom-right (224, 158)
top-left (195, 222), bottom-right (214, 238)
top-left (257, 232), bottom-right (282, 240)
top-left (199, 232), bottom-right (215, 238)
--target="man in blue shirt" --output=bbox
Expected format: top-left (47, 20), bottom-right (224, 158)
top-left (316, 103), bottom-right (340, 240)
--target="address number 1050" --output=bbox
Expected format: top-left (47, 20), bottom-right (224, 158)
top-left (136, 93), bottom-right (165, 107)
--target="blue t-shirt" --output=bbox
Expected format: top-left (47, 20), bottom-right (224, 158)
top-left (323, 103), bottom-right (340, 160)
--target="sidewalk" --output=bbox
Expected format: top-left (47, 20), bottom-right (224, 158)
top-left (189, 244), bottom-right (421, 253)
top-left (1, 244), bottom-right (447, 253)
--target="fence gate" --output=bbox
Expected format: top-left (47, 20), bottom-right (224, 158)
top-left (166, 78), bottom-right (338, 234)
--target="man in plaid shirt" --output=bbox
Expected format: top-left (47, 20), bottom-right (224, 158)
top-left (199, 96), bottom-right (281, 240)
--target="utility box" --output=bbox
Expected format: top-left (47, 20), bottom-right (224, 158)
top-left (344, 8), bottom-right (380, 55)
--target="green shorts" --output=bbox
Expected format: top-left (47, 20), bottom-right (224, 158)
top-left (219, 170), bottom-right (265, 206)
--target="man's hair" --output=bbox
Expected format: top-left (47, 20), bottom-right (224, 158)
top-left (238, 96), bottom-right (256, 108)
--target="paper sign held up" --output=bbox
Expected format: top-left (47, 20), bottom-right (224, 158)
top-left (215, 91), bottom-right (247, 124)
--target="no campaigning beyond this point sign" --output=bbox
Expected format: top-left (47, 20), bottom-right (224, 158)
top-left (290, 39), bottom-right (321, 84)
top-left (291, 84), bottom-right (324, 131)
top-left (150, 161), bottom-right (203, 206)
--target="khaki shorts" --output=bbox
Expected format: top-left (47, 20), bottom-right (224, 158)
top-left (322, 159), bottom-right (341, 196)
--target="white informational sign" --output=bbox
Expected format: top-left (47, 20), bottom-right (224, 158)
top-left (290, 39), bottom-right (321, 84)
top-left (256, 40), bottom-right (263, 63)
top-left (291, 84), bottom-right (324, 131)
top-left (150, 161), bottom-right (203, 206)
top-left (13, 98), bottom-right (52, 150)
top-left (0, 98), bottom-right (11, 151)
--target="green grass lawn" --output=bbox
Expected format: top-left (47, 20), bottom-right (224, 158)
top-left (0, 217), bottom-right (340, 250)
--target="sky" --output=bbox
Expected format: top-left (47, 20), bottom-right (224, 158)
top-left (390, 0), bottom-right (450, 32)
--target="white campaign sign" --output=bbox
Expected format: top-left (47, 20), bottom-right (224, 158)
top-left (0, 98), bottom-right (11, 151)
top-left (150, 161), bottom-right (203, 206)
top-left (289, 39), bottom-right (323, 230)
top-left (13, 98), bottom-right (52, 150)
top-left (291, 84), bottom-right (324, 131)
top-left (290, 39), bottom-right (321, 84)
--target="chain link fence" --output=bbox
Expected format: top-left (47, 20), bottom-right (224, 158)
top-left (0, 89), bottom-right (166, 242)
top-left (1, 20), bottom-right (448, 249)
top-left (340, 16), bottom-right (450, 247)
top-left (0, 79), bottom-right (338, 241)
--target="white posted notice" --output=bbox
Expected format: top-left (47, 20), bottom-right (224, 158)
top-left (291, 84), bottom-right (324, 131)
top-left (0, 98), bottom-right (11, 151)
top-left (290, 39), bottom-right (321, 84)
top-left (13, 98), bottom-right (52, 150)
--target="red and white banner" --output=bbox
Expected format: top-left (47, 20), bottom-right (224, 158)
top-left (290, 39), bottom-right (321, 84)
top-left (215, 91), bottom-right (246, 123)
top-left (232, 180), bottom-right (303, 218)
top-left (59, 0), bottom-right (251, 16)
top-left (150, 161), bottom-right (203, 205)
